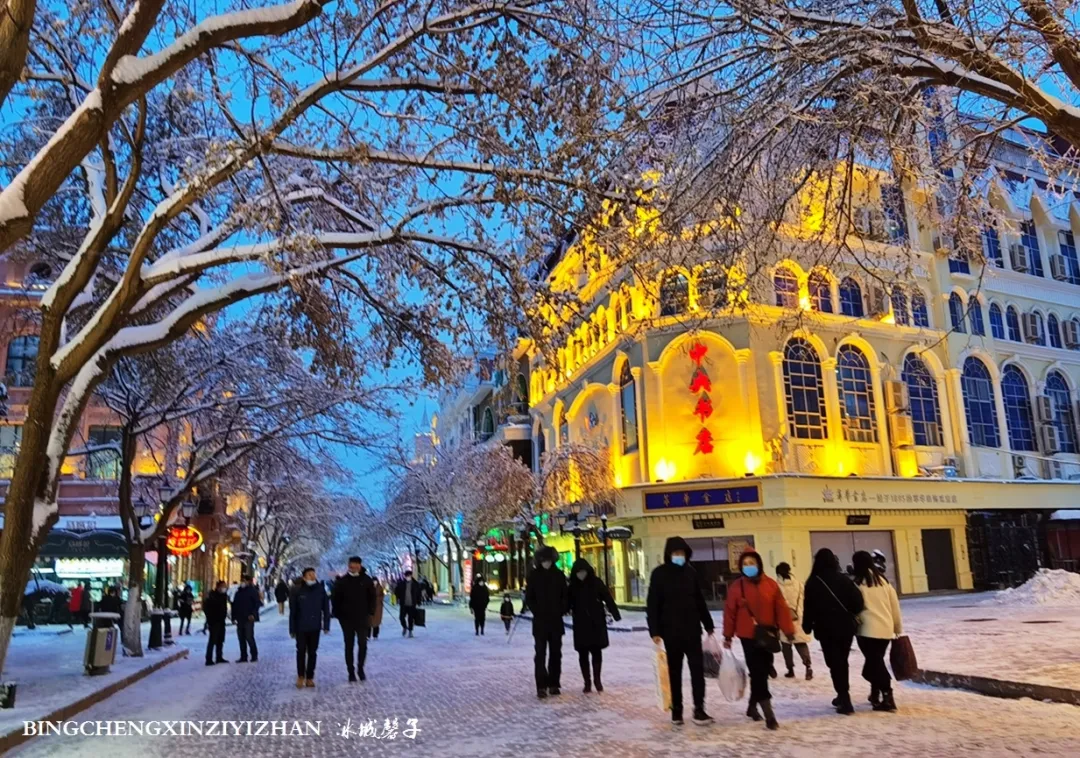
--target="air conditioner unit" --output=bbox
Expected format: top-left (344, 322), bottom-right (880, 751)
top-left (1012, 454), bottom-right (1027, 474)
top-left (1050, 253), bottom-right (1069, 281)
top-left (1036, 395), bottom-right (1054, 423)
top-left (888, 413), bottom-right (915, 447)
top-left (1065, 319), bottom-right (1080, 348)
top-left (884, 380), bottom-right (909, 412)
top-left (1021, 312), bottom-right (1040, 343)
top-left (1041, 423), bottom-right (1062, 454)
top-left (1010, 243), bottom-right (1029, 273)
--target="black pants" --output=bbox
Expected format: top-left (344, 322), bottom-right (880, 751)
top-left (782, 641), bottom-right (811, 671)
top-left (857, 636), bottom-right (891, 691)
top-left (296, 630), bottom-right (321, 678)
top-left (740, 638), bottom-right (775, 704)
top-left (205, 622), bottom-right (225, 663)
top-left (236, 619), bottom-right (258, 661)
top-left (399, 605), bottom-right (416, 631)
top-left (474, 610), bottom-right (486, 634)
top-left (664, 636), bottom-right (705, 717)
top-left (178, 609), bottom-right (192, 633)
top-left (819, 634), bottom-right (854, 697)
top-left (341, 622), bottom-right (368, 674)
top-left (533, 630), bottom-right (563, 690)
top-left (578, 647), bottom-right (603, 684)
top-left (367, 625), bottom-right (380, 639)
top-left (503, 618), bottom-right (512, 632)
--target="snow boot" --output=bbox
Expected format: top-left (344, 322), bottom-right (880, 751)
top-left (305, 679), bottom-right (315, 688)
top-left (835, 694), bottom-right (855, 715)
top-left (692, 708), bottom-right (713, 726)
top-left (805, 666), bottom-right (813, 681)
top-left (873, 689), bottom-right (898, 712)
top-left (746, 700), bottom-right (763, 722)
top-left (761, 700), bottom-right (779, 730)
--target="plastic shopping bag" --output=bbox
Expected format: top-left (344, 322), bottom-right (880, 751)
top-left (702, 634), bottom-right (722, 679)
top-left (654, 644), bottom-right (672, 712)
top-left (718, 648), bottom-right (748, 702)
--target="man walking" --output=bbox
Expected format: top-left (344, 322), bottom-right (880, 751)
top-left (231, 575), bottom-right (261, 663)
top-left (275, 579), bottom-right (290, 615)
top-left (394, 569), bottom-right (421, 637)
top-left (331, 557), bottom-right (375, 682)
top-left (177, 582), bottom-right (194, 635)
top-left (204, 581), bottom-right (229, 666)
top-left (290, 567), bottom-right (331, 688)
top-left (525, 546), bottom-right (568, 699)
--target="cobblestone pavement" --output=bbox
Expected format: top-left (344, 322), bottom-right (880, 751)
top-left (11, 603), bottom-right (1080, 757)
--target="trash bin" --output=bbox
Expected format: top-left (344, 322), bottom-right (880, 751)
top-left (84, 612), bottom-right (120, 675)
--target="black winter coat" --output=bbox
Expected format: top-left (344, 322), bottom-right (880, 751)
top-left (290, 582), bottom-right (331, 634)
top-left (231, 584), bottom-right (261, 622)
top-left (98, 594), bottom-right (122, 616)
top-left (203, 591), bottom-right (229, 625)
top-left (469, 582), bottom-right (490, 615)
top-left (178, 587), bottom-right (194, 611)
top-left (525, 546), bottom-right (567, 637)
top-left (646, 536), bottom-right (715, 643)
top-left (394, 578), bottom-right (421, 607)
top-left (568, 558), bottom-right (620, 651)
top-left (802, 570), bottom-right (865, 640)
top-left (331, 572), bottom-right (376, 626)
top-left (274, 581), bottom-right (289, 603)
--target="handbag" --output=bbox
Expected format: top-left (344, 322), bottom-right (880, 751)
top-left (889, 635), bottom-right (918, 680)
top-left (742, 582), bottom-right (781, 653)
top-left (816, 576), bottom-right (860, 635)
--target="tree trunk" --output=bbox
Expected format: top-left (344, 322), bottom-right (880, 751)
top-left (124, 544), bottom-right (146, 656)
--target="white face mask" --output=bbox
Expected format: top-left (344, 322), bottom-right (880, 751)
top-left (576, 571), bottom-right (587, 581)
top-left (541, 561), bottom-right (552, 570)
top-left (305, 579), bottom-right (317, 586)
top-left (348, 570), bottom-right (359, 576)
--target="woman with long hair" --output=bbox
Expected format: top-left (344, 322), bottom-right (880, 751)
top-left (802, 548), bottom-right (865, 714)
top-left (852, 551), bottom-right (903, 712)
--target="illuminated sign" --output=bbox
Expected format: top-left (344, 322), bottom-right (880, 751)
top-left (166, 526), bottom-right (203, 555)
top-left (55, 558), bottom-right (125, 578)
top-left (644, 484), bottom-right (762, 511)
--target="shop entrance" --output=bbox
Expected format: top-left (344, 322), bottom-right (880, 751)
top-left (810, 531), bottom-right (898, 589)
top-left (683, 535), bottom-right (756, 607)
top-left (921, 529), bottom-right (958, 591)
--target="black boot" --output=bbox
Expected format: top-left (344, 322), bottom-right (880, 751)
top-left (806, 666), bottom-right (813, 681)
top-left (581, 661), bottom-right (591, 693)
top-left (537, 688), bottom-right (548, 700)
top-left (746, 699), bottom-right (763, 721)
top-left (869, 686), bottom-right (880, 707)
top-left (593, 662), bottom-right (603, 692)
top-left (784, 667), bottom-right (796, 678)
top-left (873, 689), bottom-right (897, 712)
top-left (348, 669), bottom-right (357, 683)
top-left (835, 693), bottom-right (855, 715)
top-left (761, 700), bottom-right (779, 730)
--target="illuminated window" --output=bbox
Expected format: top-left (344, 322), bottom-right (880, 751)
top-left (659, 273), bottom-right (689, 317)
top-left (989, 303), bottom-right (1005, 339)
top-left (961, 358), bottom-right (999, 448)
top-left (836, 345), bottom-right (878, 443)
top-left (774, 267), bottom-right (798, 308)
top-left (5, 335), bottom-right (38, 387)
top-left (891, 288), bottom-right (909, 326)
top-left (948, 293), bottom-right (966, 332)
top-left (911, 292), bottom-right (929, 327)
top-left (1048, 314), bottom-right (1062, 349)
top-left (1021, 220), bottom-right (1044, 277)
top-left (1046, 371), bottom-right (1078, 453)
top-left (902, 354), bottom-right (942, 446)
top-left (783, 339), bottom-right (828, 440)
top-left (0, 425), bottom-right (21, 478)
top-left (968, 298), bottom-right (985, 335)
top-left (1001, 365), bottom-right (1036, 452)
top-left (1006, 306), bottom-right (1022, 342)
top-left (839, 278), bottom-right (864, 317)
top-left (809, 272), bottom-right (832, 313)
top-left (619, 363), bottom-right (639, 454)
top-left (88, 426), bottom-right (123, 480)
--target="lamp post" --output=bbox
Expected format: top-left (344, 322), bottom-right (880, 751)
top-left (133, 496), bottom-right (162, 650)
top-left (600, 512), bottom-right (609, 588)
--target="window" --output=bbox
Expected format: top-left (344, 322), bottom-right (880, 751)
top-left (891, 288), bottom-right (909, 326)
top-left (1021, 220), bottom-right (1044, 277)
top-left (1027, 312), bottom-right (1046, 346)
top-left (839, 278), bottom-right (864, 317)
top-left (902, 354), bottom-right (942, 446)
top-left (774, 267), bottom-right (799, 308)
top-left (948, 293), bottom-right (966, 332)
top-left (948, 251), bottom-right (970, 275)
top-left (614, 297), bottom-right (625, 330)
top-left (910, 292), bottom-right (929, 327)
top-left (659, 273), bottom-right (689, 317)
top-left (1058, 230), bottom-right (1080, 284)
top-left (1001, 365), bottom-right (1036, 452)
top-left (1006, 306), bottom-right (1022, 342)
top-left (5, 335), bottom-right (38, 386)
top-left (619, 363), bottom-right (639, 454)
top-left (88, 426), bottom-right (122, 480)
top-left (989, 304), bottom-right (1005, 339)
top-left (697, 266), bottom-right (727, 310)
top-left (968, 299), bottom-right (985, 335)
top-left (480, 408), bottom-right (495, 441)
top-left (983, 226), bottom-right (1003, 267)
top-left (962, 358), bottom-right (1000, 448)
top-left (836, 346), bottom-right (878, 443)
top-left (808, 272), bottom-right (832, 313)
top-left (0, 425), bottom-right (21, 479)
top-left (1048, 314), bottom-right (1063, 349)
top-left (783, 339), bottom-right (828, 440)
top-left (1046, 372), bottom-right (1078, 454)
top-left (882, 184), bottom-right (908, 243)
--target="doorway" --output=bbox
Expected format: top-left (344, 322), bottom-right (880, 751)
top-left (921, 529), bottom-right (958, 591)
top-left (810, 531), bottom-right (898, 589)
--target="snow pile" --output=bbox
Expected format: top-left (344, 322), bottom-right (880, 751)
top-left (987, 569), bottom-right (1080, 607)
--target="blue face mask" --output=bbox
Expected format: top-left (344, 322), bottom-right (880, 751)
top-left (671, 555), bottom-right (686, 567)
top-left (742, 564), bottom-right (760, 578)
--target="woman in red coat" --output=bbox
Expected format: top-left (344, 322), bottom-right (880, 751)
top-left (723, 551), bottom-right (795, 730)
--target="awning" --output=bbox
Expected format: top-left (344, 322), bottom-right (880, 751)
top-left (39, 530), bottom-right (127, 558)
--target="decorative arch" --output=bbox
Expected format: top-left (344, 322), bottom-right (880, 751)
top-left (834, 333), bottom-right (881, 369)
top-left (566, 383), bottom-right (613, 448)
top-left (783, 329), bottom-right (830, 363)
top-left (957, 347), bottom-right (1003, 382)
top-left (610, 350), bottom-right (632, 384)
top-left (655, 330), bottom-right (739, 369)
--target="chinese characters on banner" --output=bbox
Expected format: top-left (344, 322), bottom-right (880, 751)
top-left (689, 342), bottom-right (714, 454)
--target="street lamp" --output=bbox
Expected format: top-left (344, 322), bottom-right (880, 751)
top-left (153, 486), bottom-right (176, 648)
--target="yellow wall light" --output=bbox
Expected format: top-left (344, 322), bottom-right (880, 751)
top-left (654, 459), bottom-right (677, 482)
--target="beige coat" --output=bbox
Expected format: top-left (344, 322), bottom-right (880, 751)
top-left (856, 580), bottom-right (902, 640)
top-left (371, 583), bottom-right (386, 627)
top-left (776, 575), bottom-right (813, 644)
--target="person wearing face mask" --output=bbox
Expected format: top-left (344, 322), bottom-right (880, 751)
top-left (723, 552), bottom-right (795, 730)
top-left (525, 546), bottom-right (568, 699)
top-left (469, 574), bottom-right (491, 635)
top-left (290, 567), bottom-right (331, 688)
top-left (801, 548), bottom-right (865, 715)
top-left (331, 556), bottom-right (376, 682)
top-left (568, 558), bottom-right (620, 693)
top-left (499, 594), bottom-right (515, 632)
top-left (646, 536), bottom-right (715, 727)
top-left (394, 570), bottom-right (422, 637)
top-left (775, 562), bottom-right (813, 681)
top-left (203, 580), bottom-right (230, 666)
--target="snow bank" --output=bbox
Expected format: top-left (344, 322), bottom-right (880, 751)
top-left (986, 569), bottom-right (1080, 607)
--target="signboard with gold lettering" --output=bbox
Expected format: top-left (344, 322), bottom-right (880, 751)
top-left (165, 526), bottom-right (203, 555)
top-left (644, 484), bottom-right (762, 512)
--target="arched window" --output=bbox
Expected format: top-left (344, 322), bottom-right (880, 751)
top-left (989, 304), bottom-right (1005, 339)
top-left (659, 273), bottom-right (689, 317)
top-left (4, 335), bottom-right (38, 386)
top-left (697, 265), bottom-right (727, 310)
top-left (1046, 371), bottom-right (1078, 453)
top-left (1006, 306), bottom-right (1022, 342)
top-left (911, 292), bottom-right (929, 327)
top-left (1001, 365), bottom-right (1036, 451)
top-left (839, 278), bottom-right (864, 317)
top-left (949, 293), bottom-right (966, 332)
top-left (783, 338), bottom-right (828, 439)
top-left (1026, 311), bottom-right (1046, 346)
top-left (902, 354), bottom-right (943, 446)
top-left (836, 345), bottom-right (878, 442)
top-left (1048, 314), bottom-right (1063, 349)
top-left (968, 298), bottom-right (985, 335)
top-left (809, 272), bottom-right (833, 313)
top-left (619, 362), bottom-right (639, 454)
top-left (480, 408), bottom-right (495, 441)
top-left (961, 357), bottom-right (1000, 448)
top-left (891, 287), bottom-right (909, 326)
top-left (774, 267), bottom-right (799, 308)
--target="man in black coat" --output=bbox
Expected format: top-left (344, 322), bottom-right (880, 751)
top-left (331, 557), bottom-right (376, 682)
top-left (647, 536), bottom-right (715, 726)
top-left (231, 575), bottom-right (261, 663)
top-left (204, 580), bottom-right (230, 666)
top-left (568, 558), bottom-right (620, 693)
top-left (802, 547), bottom-right (865, 714)
top-left (275, 580), bottom-right (289, 615)
top-left (394, 570), bottom-right (421, 637)
top-left (469, 575), bottom-right (490, 635)
top-left (525, 546), bottom-right (568, 699)
top-left (291, 567), bottom-right (331, 688)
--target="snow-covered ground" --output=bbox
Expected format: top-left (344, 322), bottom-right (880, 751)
top-left (6, 596), bottom-right (1080, 757)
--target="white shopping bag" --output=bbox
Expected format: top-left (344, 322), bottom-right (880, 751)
top-left (718, 648), bottom-right (748, 702)
top-left (702, 633), bottom-right (723, 678)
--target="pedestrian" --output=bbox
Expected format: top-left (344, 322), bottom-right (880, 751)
top-left (852, 550), bottom-right (903, 712)
top-left (68, 582), bottom-right (84, 627)
top-left (331, 556), bottom-right (376, 682)
top-left (525, 546), bottom-right (567, 699)
top-left (177, 582), bottom-right (194, 635)
top-left (723, 551), bottom-right (795, 730)
top-left (470, 574), bottom-right (490, 635)
top-left (290, 567), bottom-right (331, 688)
top-left (275, 579), bottom-right (289, 615)
top-left (204, 581), bottom-right (230, 666)
top-left (368, 579), bottom-right (384, 639)
top-left (394, 569), bottom-right (422, 637)
top-left (499, 594), bottom-right (515, 633)
top-left (775, 562), bottom-right (813, 681)
top-left (646, 537), bottom-right (715, 727)
top-left (802, 547), bottom-right (865, 715)
top-left (568, 558), bottom-right (620, 694)
top-left (231, 574), bottom-right (261, 663)
top-left (98, 585), bottom-right (122, 616)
